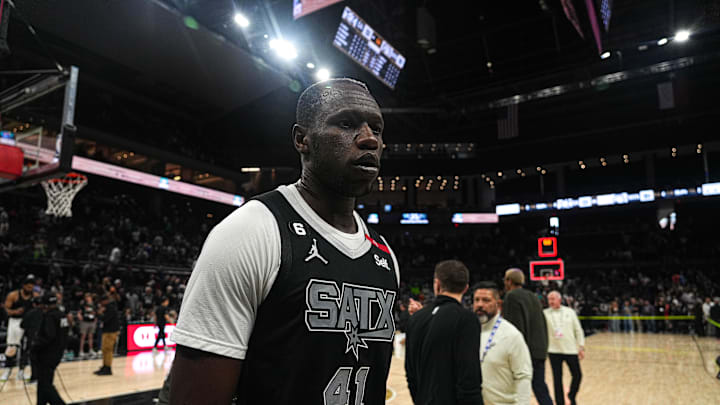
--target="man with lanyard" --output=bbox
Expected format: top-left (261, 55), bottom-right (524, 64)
top-left (405, 260), bottom-right (484, 405)
top-left (544, 291), bottom-right (585, 405)
top-left (2, 275), bottom-right (35, 381)
top-left (473, 281), bottom-right (532, 405)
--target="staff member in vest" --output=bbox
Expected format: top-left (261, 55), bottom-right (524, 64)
top-left (544, 291), bottom-right (585, 405)
top-left (1, 275), bottom-right (35, 381)
top-left (405, 260), bottom-right (484, 405)
top-left (473, 282), bottom-right (532, 405)
top-left (502, 268), bottom-right (553, 405)
top-left (34, 294), bottom-right (69, 405)
top-left (170, 78), bottom-right (399, 404)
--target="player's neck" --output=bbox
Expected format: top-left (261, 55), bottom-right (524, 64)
top-left (295, 178), bottom-right (357, 233)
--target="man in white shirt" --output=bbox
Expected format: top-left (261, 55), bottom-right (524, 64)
top-left (473, 281), bottom-right (533, 405)
top-left (544, 291), bottom-right (585, 405)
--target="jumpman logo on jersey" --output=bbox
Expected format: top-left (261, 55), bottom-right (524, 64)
top-left (305, 238), bottom-right (328, 265)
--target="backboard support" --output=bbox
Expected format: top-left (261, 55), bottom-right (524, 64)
top-left (0, 66), bottom-right (78, 191)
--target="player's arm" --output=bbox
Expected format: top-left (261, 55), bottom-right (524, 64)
top-left (170, 346), bottom-right (243, 405)
top-left (454, 311), bottom-right (484, 405)
top-left (4, 291), bottom-right (21, 316)
top-left (169, 201), bottom-right (280, 404)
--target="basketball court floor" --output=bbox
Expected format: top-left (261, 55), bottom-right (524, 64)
top-left (387, 332), bottom-right (720, 405)
top-left (2, 334), bottom-right (718, 404)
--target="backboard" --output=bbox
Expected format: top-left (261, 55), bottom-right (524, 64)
top-left (0, 66), bottom-right (78, 191)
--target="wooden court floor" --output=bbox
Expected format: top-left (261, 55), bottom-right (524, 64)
top-left (2, 333), bottom-right (718, 404)
top-left (387, 332), bottom-right (720, 405)
top-left (1, 349), bottom-right (173, 405)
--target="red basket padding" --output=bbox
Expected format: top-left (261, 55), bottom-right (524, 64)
top-left (0, 144), bottom-right (24, 179)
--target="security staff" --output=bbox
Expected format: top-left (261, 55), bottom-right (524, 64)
top-left (34, 294), bottom-right (69, 405)
top-left (405, 260), bottom-right (484, 405)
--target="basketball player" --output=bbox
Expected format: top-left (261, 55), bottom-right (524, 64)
top-left (502, 269), bottom-right (553, 405)
top-left (1, 275), bottom-right (35, 381)
top-left (473, 282), bottom-right (532, 405)
top-left (170, 78), bottom-right (399, 404)
top-left (544, 291), bottom-right (585, 405)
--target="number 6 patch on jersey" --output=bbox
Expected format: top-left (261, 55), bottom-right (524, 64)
top-left (324, 367), bottom-right (370, 405)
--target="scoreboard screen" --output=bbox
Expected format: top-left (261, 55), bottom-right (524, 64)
top-left (333, 7), bottom-right (406, 89)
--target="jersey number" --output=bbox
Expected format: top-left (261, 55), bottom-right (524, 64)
top-left (291, 222), bottom-right (307, 236)
top-left (323, 367), bottom-right (370, 405)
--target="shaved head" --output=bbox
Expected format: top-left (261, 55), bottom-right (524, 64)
top-left (296, 78), bottom-right (372, 131)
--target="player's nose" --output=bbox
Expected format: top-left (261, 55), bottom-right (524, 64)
top-left (356, 123), bottom-right (379, 150)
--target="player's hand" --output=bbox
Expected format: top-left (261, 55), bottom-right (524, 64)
top-left (16, 307), bottom-right (25, 315)
top-left (408, 298), bottom-right (422, 316)
top-left (578, 348), bottom-right (585, 360)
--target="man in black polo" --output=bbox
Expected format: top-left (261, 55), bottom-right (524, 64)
top-left (405, 260), bottom-right (483, 405)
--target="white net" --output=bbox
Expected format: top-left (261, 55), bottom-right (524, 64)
top-left (41, 173), bottom-right (87, 217)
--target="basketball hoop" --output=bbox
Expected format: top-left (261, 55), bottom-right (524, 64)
top-left (41, 172), bottom-right (87, 217)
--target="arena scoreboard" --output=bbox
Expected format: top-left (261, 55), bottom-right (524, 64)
top-left (333, 7), bottom-right (406, 89)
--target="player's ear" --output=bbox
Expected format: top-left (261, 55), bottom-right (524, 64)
top-left (292, 124), bottom-right (309, 155)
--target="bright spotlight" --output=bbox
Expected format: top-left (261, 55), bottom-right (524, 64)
top-left (233, 13), bottom-right (250, 28)
top-left (316, 68), bottom-right (330, 81)
top-left (674, 30), bottom-right (690, 42)
top-left (657, 37), bottom-right (669, 46)
top-left (600, 51), bottom-right (611, 59)
top-left (269, 39), bottom-right (297, 60)
top-left (306, 62), bottom-right (315, 69)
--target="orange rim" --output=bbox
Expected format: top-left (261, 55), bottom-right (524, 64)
top-left (45, 172), bottom-right (87, 184)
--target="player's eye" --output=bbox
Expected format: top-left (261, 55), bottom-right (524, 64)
top-left (338, 120), bottom-right (352, 129)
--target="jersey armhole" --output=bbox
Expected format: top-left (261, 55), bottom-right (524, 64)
top-left (251, 191), bottom-right (293, 285)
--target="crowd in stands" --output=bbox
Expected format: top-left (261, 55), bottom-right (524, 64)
top-left (2, 186), bottom-right (719, 361)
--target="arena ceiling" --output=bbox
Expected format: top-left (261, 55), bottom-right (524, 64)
top-left (3, 0), bottom-right (720, 176)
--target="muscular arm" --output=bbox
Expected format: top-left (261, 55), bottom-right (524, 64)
top-left (169, 345), bottom-right (244, 405)
top-left (4, 291), bottom-right (21, 317)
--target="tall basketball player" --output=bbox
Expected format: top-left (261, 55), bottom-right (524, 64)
top-left (170, 78), bottom-right (399, 404)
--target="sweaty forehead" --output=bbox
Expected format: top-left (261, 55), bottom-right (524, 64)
top-left (316, 85), bottom-right (380, 117)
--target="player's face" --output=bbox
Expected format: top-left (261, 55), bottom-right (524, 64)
top-left (22, 283), bottom-right (34, 294)
top-left (473, 289), bottom-right (498, 323)
top-left (306, 86), bottom-right (384, 197)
